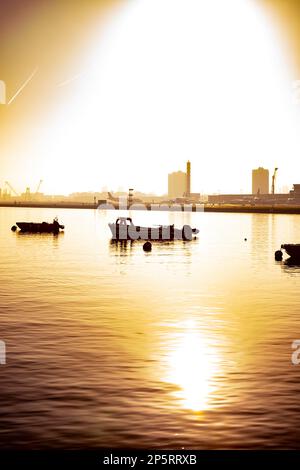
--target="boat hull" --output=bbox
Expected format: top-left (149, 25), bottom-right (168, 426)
top-left (281, 244), bottom-right (300, 260)
top-left (16, 222), bottom-right (64, 233)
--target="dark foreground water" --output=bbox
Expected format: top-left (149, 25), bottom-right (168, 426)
top-left (0, 207), bottom-right (300, 449)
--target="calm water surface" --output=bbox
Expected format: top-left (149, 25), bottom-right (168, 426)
top-left (0, 207), bottom-right (300, 449)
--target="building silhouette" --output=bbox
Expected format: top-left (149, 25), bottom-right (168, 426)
top-left (289, 184), bottom-right (300, 201)
top-left (252, 167), bottom-right (269, 195)
top-left (168, 171), bottom-right (187, 198)
top-left (186, 160), bottom-right (191, 197)
top-left (168, 161), bottom-right (200, 200)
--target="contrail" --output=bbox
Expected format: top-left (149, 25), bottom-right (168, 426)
top-left (7, 66), bottom-right (39, 105)
top-left (57, 72), bottom-right (84, 88)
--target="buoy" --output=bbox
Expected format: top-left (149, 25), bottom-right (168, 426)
top-left (275, 250), bottom-right (283, 261)
top-left (143, 241), bottom-right (152, 252)
top-left (11, 225), bottom-right (17, 232)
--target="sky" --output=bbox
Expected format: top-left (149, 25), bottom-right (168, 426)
top-left (1, 0), bottom-right (300, 195)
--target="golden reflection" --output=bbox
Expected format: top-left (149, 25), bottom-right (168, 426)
top-left (165, 320), bottom-right (220, 412)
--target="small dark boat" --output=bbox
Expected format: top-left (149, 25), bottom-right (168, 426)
top-left (15, 218), bottom-right (64, 234)
top-left (281, 244), bottom-right (300, 260)
top-left (108, 217), bottom-right (199, 241)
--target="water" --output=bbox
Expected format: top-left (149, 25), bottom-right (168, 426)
top-left (0, 206), bottom-right (300, 449)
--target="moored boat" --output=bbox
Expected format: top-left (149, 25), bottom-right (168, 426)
top-left (108, 217), bottom-right (199, 241)
top-left (14, 218), bottom-right (64, 234)
top-left (281, 244), bottom-right (300, 260)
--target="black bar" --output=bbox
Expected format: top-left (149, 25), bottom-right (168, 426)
top-left (1, 450), bottom-right (300, 467)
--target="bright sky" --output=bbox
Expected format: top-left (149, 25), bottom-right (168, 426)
top-left (1, 0), bottom-right (300, 195)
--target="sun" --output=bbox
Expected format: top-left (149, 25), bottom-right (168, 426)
top-left (35, 0), bottom-right (300, 195)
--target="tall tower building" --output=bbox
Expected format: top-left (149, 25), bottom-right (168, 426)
top-left (252, 167), bottom-right (269, 195)
top-left (186, 160), bottom-right (191, 197)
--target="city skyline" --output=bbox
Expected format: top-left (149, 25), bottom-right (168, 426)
top-left (0, 162), bottom-right (296, 199)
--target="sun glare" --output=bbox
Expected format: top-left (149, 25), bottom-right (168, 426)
top-left (164, 320), bottom-right (220, 412)
top-left (35, 0), bottom-right (300, 195)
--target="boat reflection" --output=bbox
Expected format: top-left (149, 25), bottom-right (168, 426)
top-left (16, 231), bottom-right (64, 238)
top-left (281, 257), bottom-right (300, 274)
top-left (164, 320), bottom-right (220, 412)
top-left (109, 239), bottom-right (193, 254)
top-left (109, 239), bottom-right (134, 254)
top-left (16, 231), bottom-right (64, 247)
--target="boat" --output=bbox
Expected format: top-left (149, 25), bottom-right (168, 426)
top-left (14, 218), bottom-right (64, 234)
top-left (281, 244), bottom-right (300, 260)
top-left (108, 217), bottom-right (199, 241)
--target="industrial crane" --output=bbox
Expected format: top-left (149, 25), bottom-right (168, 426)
top-left (271, 168), bottom-right (278, 195)
top-left (5, 181), bottom-right (19, 197)
top-left (35, 179), bottom-right (43, 194)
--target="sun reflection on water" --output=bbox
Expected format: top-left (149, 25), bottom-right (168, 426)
top-left (164, 320), bottom-right (220, 412)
